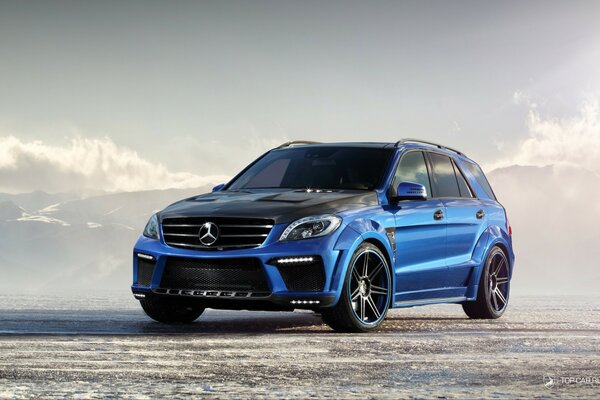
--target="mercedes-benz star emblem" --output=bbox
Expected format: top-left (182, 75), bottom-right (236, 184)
top-left (198, 222), bottom-right (219, 246)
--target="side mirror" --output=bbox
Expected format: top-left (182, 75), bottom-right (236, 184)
top-left (393, 181), bottom-right (427, 201)
top-left (212, 183), bottom-right (226, 192)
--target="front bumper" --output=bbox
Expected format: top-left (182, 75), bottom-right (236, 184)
top-left (131, 231), bottom-right (344, 310)
top-left (131, 288), bottom-right (337, 310)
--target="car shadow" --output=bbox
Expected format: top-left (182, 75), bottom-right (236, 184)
top-left (137, 311), bottom-right (327, 335)
top-left (0, 308), bottom-right (478, 336)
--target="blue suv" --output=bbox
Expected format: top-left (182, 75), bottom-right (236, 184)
top-left (132, 140), bottom-right (514, 332)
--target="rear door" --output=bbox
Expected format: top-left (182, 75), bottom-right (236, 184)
top-left (427, 153), bottom-right (485, 289)
top-left (391, 151), bottom-right (447, 295)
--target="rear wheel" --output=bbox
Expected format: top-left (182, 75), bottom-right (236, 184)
top-left (140, 297), bottom-right (205, 323)
top-left (322, 243), bottom-right (392, 332)
top-left (463, 246), bottom-right (510, 319)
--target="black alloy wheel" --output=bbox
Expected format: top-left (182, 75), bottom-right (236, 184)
top-left (463, 246), bottom-right (510, 319)
top-left (322, 243), bottom-right (392, 332)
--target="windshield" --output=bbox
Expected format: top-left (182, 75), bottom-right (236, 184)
top-left (227, 147), bottom-right (393, 191)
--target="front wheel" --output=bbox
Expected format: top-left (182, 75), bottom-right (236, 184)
top-left (322, 243), bottom-right (392, 332)
top-left (463, 246), bottom-right (510, 319)
top-left (140, 297), bottom-right (205, 324)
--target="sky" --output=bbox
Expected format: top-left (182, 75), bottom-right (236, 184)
top-left (1, 0), bottom-right (600, 193)
top-left (1, 1), bottom-right (600, 295)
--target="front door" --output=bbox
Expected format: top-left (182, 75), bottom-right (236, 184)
top-left (390, 151), bottom-right (448, 298)
top-left (394, 200), bottom-right (447, 294)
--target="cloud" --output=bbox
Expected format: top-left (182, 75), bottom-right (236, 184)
top-left (0, 136), bottom-right (229, 194)
top-left (512, 90), bottom-right (526, 105)
top-left (487, 165), bottom-right (600, 295)
top-left (491, 99), bottom-right (600, 174)
top-left (486, 98), bottom-right (600, 295)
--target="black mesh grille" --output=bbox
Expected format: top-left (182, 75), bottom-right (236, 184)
top-left (276, 258), bottom-right (325, 292)
top-left (137, 259), bottom-right (155, 286)
top-left (161, 217), bottom-right (274, 251)
top-left (160, 257), bottom-right (270, 292)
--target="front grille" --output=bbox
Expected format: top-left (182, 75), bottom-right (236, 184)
top-left (160, 257), bottom-right (270, 292)
top-left (162, 217), bottom-right (274, 251)
top-left (276, 258), bottom-right (325, 292)
top-left (137, 258), bottom-right (155, 286)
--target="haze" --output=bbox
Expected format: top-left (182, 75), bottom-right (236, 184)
top-left (1, 1), bottom-right (599, 295)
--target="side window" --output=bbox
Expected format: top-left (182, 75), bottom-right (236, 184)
top-left (463, 161), bottom-right (497, 200)
top-left (428, 153), bottom-right (460, 198)
top-left (453, 162), bottom-right (474, 198)
top-left (393, 151), bottom-right (431, 196)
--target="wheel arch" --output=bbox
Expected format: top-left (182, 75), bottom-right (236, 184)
top-left (465, 225), bottom-right (514, 300)
top-left (363, 237), bottom-right (393, 272)
top-left (330, 220), bottom-right (395, 305)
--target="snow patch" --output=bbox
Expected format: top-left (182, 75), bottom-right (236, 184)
top-left (38, 202), bottom-right (64, 215)
top-left (17, 214), bottom-right (70, 226)
top-left (103, 206), bottom-right (123, 216)
top-left (110, 223), bottom-right (135, 231)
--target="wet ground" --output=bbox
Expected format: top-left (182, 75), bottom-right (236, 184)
top-left (0, 293), bottom-right (598, 399)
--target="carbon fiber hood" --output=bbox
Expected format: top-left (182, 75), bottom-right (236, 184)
top-left (159, 189), bottom-right (379, 224)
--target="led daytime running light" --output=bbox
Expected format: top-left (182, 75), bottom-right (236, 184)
top-left (277, 257), bottom-right (315, 264)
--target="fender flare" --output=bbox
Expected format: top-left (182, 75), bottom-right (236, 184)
top-left (465, 225), bottom-right (514, 300)
top-left (329, 219), bottom-right (395, 304)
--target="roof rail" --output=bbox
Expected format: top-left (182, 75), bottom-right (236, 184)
top-left (394, 138), bottom-right (465, 156)
top-left (275, 140), bottom-right (321, 149)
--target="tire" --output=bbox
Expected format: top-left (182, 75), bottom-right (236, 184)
top-left (463, 246), bottom-right (510, 319)
top-left (140, 297), bottom-right (205, 324)
top-left (322, 243), bottom-right (392, 332)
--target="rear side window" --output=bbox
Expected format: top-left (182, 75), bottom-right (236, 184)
top-left (453, 163), bottom-right (474, 198)
top-left (428, 153), bottom-right (460, 198)
top-left (393, 151), bottom-right (432, 196)
top-left (463, 161), bottom-right (497, 200)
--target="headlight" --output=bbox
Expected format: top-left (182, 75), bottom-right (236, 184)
top-left (279, 214), bottom-right (342, 241)
top-left (143, 213), bottom-right (160, 240)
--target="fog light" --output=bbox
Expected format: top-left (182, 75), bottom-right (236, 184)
top-left (290, 299), bottom-right (321, 305)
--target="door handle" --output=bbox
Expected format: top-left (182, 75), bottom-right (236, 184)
top-left (433, 209), bottom-right (444, 220)
top-left (476, 209), bottom-right (485, 219)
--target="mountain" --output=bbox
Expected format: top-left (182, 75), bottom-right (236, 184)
top-left (0, 191), bottom-right (78, 214)
top-left (0, 186), bottom-right (211, 292)
top-left (1, 165), bottom-right (598, 296)
top-left (0, 201), bottom-right (25, 221)
top-left (487, 164), bottom-right (600, 295)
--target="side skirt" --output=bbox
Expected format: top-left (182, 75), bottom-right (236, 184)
top-left (394, 296), bottom-right (467, 308)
